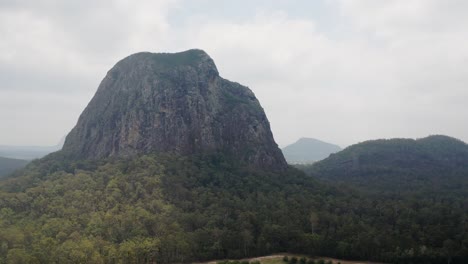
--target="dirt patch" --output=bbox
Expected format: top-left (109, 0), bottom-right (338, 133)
top-left (317, 257), bottom-right (385, 264)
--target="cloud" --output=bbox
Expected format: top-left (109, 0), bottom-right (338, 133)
top-left (1, 0), bottom-right (468, 147)
top-left (172, 2), bottom-right (468, 146)
top-left (336, 0), bottom-right (468, 37)
top-left (0, 0), bottom-right (178, 78)
top-left (0, 0), bottom-right (178, 145)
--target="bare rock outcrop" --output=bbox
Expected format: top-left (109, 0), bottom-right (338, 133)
top-left (62, 49), bottom-right (287, 170)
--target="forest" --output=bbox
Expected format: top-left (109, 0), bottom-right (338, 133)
top-left (0, 148), bottom-right (467, 263)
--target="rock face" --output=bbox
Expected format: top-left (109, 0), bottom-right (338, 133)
top-left (62, 49), bottom-right (287, 170)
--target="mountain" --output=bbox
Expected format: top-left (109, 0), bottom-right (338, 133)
top-left (0, 156), bottom-right (29, 177)
top-left (282, 138), bottom-right (341, 164)
top-left (62, 49), bottom-right (286, 171)
top-left (303, 135), bottom-right (468, 193)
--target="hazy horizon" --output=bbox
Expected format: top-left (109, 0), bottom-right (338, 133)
top-left (2, 0), bottom-right (468, 148)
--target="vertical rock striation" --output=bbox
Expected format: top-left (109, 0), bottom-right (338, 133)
top-left (62, 49), bottom-right (287, 170)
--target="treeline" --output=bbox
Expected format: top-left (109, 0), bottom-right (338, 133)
top-left (0, 153), bottom-right (467, 263)
top-left (304, 135), bottom-right (468, 194)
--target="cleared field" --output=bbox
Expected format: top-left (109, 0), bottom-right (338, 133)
top-left (195, 254), bottom-right (385, 264)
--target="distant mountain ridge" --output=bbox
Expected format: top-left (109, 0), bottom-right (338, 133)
top-left (0, 137), bottom-right (64, 160)
top-left (0, 144), bottom-right (61, 160)
top-left (282, 137), bottom-right (342, 164)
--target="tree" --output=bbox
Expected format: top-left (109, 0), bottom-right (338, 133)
top-left (443, 239), bottom-right (458, 264)
top-left (6, 248), bottom-right (31, 264)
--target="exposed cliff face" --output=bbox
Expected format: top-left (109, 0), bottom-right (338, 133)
top-left (62, 49), bottom-right (287, 170)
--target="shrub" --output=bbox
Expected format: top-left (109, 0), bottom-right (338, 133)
top-left (290, 257), bottom-right (298, 264)
top-left (300, 257), bottom-right (307, 264)
top-left (283, 256), bottom-right (289, 262)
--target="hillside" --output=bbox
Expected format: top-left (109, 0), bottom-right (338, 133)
top-left (0, 156), bottom-right (29, 177)
top-left (0, 154), bottom-right (326, 263)
top-left (2, 152), bottom-right (467, 263)
top-left (303, 135), bottom-right (468, 193)
top-left (282, 138), bottom-right (341, 164)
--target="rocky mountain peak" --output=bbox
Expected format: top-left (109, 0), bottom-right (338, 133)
top-left (62, 49), bottom-right (287, 170)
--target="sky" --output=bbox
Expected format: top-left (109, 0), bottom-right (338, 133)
top-left (1, 0), bottom-right (468, 148)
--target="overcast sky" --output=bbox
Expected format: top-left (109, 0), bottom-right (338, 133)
top-left (1, 0), bottom-right (468, 148)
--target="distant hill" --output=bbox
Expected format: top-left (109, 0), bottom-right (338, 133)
top-left (282, 138), bottom-right (342, 164)
top-left (0, 156), bottom-right (29, 177)
top-left (303, 135), bottom-right (468, 193)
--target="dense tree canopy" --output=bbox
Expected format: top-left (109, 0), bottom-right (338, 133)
top-left (0, 148), bottom-right (467, 263)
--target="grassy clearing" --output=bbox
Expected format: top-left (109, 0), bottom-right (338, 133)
top-left (194, 254), bottom-right (385, 264)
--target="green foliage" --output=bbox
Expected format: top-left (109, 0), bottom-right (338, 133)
top-left (0, 154), bottom-right (319, 263)
top-left (0, 146), bottom-right (467, 263)
top-left (283, 256), bottom-right (289, 262)
top-left (290, 256), bottom-right (298, 264)
top-left (150, 49), bottom-right (208, 68)
top-left (305, 135), bottom-right (468, 194)
top-left (0, 157), bottom-right (29, 178)
top-left (296, 135), bottom-right (468, 263)
top-left (299, 257), bottom-right (307, 264)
